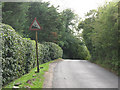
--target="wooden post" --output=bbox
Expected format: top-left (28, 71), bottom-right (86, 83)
top-left (36, 31), bottom-right (39, 73)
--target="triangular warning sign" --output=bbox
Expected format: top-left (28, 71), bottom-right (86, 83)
top-left (29, 17), bottom-right (42, 30)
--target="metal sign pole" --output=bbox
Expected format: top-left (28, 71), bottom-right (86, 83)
top-left (29, 17), bottom-right (42, 73)
top-left (36, 31), bottom-right (39, 73)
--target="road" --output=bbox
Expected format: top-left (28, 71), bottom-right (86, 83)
top-left (52, 60), bottom-right (118, 88)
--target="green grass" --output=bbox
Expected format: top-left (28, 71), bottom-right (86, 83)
top-left (2, 60), bottom-right (57, 89)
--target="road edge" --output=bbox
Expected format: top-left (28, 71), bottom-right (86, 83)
top-left (43, 59), bottom-right (63, 88)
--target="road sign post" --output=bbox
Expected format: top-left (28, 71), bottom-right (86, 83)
top-left (29, 17), bottom-right (42, 73)
top-left (36, 31), bottom-right (39, 73)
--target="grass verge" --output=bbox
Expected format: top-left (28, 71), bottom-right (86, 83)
top-left (2, 59), bottom-right (58, 89)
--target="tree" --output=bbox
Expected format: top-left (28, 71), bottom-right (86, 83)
top-left (78, 1), bottom-right (119, 75)
top-left (78, 9), bottom-right (96, 60)
top-left (2, 2), bottom-right (91, 60)
top-left (25, 2), bottom-right (62, 43)
top-left (2, 2), bottom-right (29, 35)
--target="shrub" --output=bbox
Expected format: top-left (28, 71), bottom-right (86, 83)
top-left (42, 42), bottom-right (63, 61)
top-left (1, 24), bottom-right (36, 84)
top-left (1, 23), bottom-right (63, 85)
top-left (40, 43), bottom-right (50, 63)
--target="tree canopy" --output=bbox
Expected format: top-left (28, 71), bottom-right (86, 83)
top-left (2, 1), bottom-right (90, 60)
top-left (78, 1), bottom-right (119, 75)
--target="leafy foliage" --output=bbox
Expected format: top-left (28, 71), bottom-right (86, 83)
top-left (2, 2), bottom-right (29, 34)
top-left (1, 23), bottom-right (63, 85)
top-left (4, 60), bottom-right (56, 88)
top-left (78, 1), bottom-right (119, 75)
top-left (43, 42), bottom-right (63, 61)
top-left (2, 2), bottom-right (90, 60)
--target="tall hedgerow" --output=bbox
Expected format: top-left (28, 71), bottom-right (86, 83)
top-left (1, 23), bottom-right (63, 85)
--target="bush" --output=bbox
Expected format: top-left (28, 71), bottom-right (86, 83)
top-left (0, 23), bottom-right (3, 88)
top-left (1, 23), bottom-right (63, 85)
top-left (42, 42), bottom-right (63, 61)
top-left (1, 24), bottom-right (36, 85)
top-left (77, 45), bottom-right (91, 60)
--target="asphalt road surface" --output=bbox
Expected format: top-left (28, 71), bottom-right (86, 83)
top-left (52, 60), bottom-right (118, 88)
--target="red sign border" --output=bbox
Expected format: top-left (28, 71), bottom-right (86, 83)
top-left (29, 17), bottom-right (42, 30)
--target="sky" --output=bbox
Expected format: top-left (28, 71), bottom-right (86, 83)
top-left (1, 0), bottom-right (115, 19)
top-left (41, 0), bottom-right (114, 34)
top-left (42, 0), bottom-right (113, 18)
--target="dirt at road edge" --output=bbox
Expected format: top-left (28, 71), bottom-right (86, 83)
top-left (43, 59), bottom-right (63, 88)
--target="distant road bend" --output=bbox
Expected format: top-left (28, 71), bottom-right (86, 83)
top-left (52, 60), bottom-right (118, 88)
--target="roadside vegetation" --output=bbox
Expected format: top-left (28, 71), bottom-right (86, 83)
top-left (3, 60), bottom-right (57, 88)
top-left (1, 23), bottom-right (63, 86)
top-left (78, 1), bottom-right (119, 75)
top-left (0, 0), bottom-right (119, 89)
top-left (2, 2), bottom-right (90, 60)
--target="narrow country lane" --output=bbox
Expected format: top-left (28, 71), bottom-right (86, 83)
top-left (52, 60), bottom-right (118, 88)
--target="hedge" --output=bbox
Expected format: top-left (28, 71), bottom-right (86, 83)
top-left (42, 42), bottom-right (63, 61)
top-left (0, 23), bottom-right (3, 89)
top-left (1, 23), bottom-right (63, 85)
